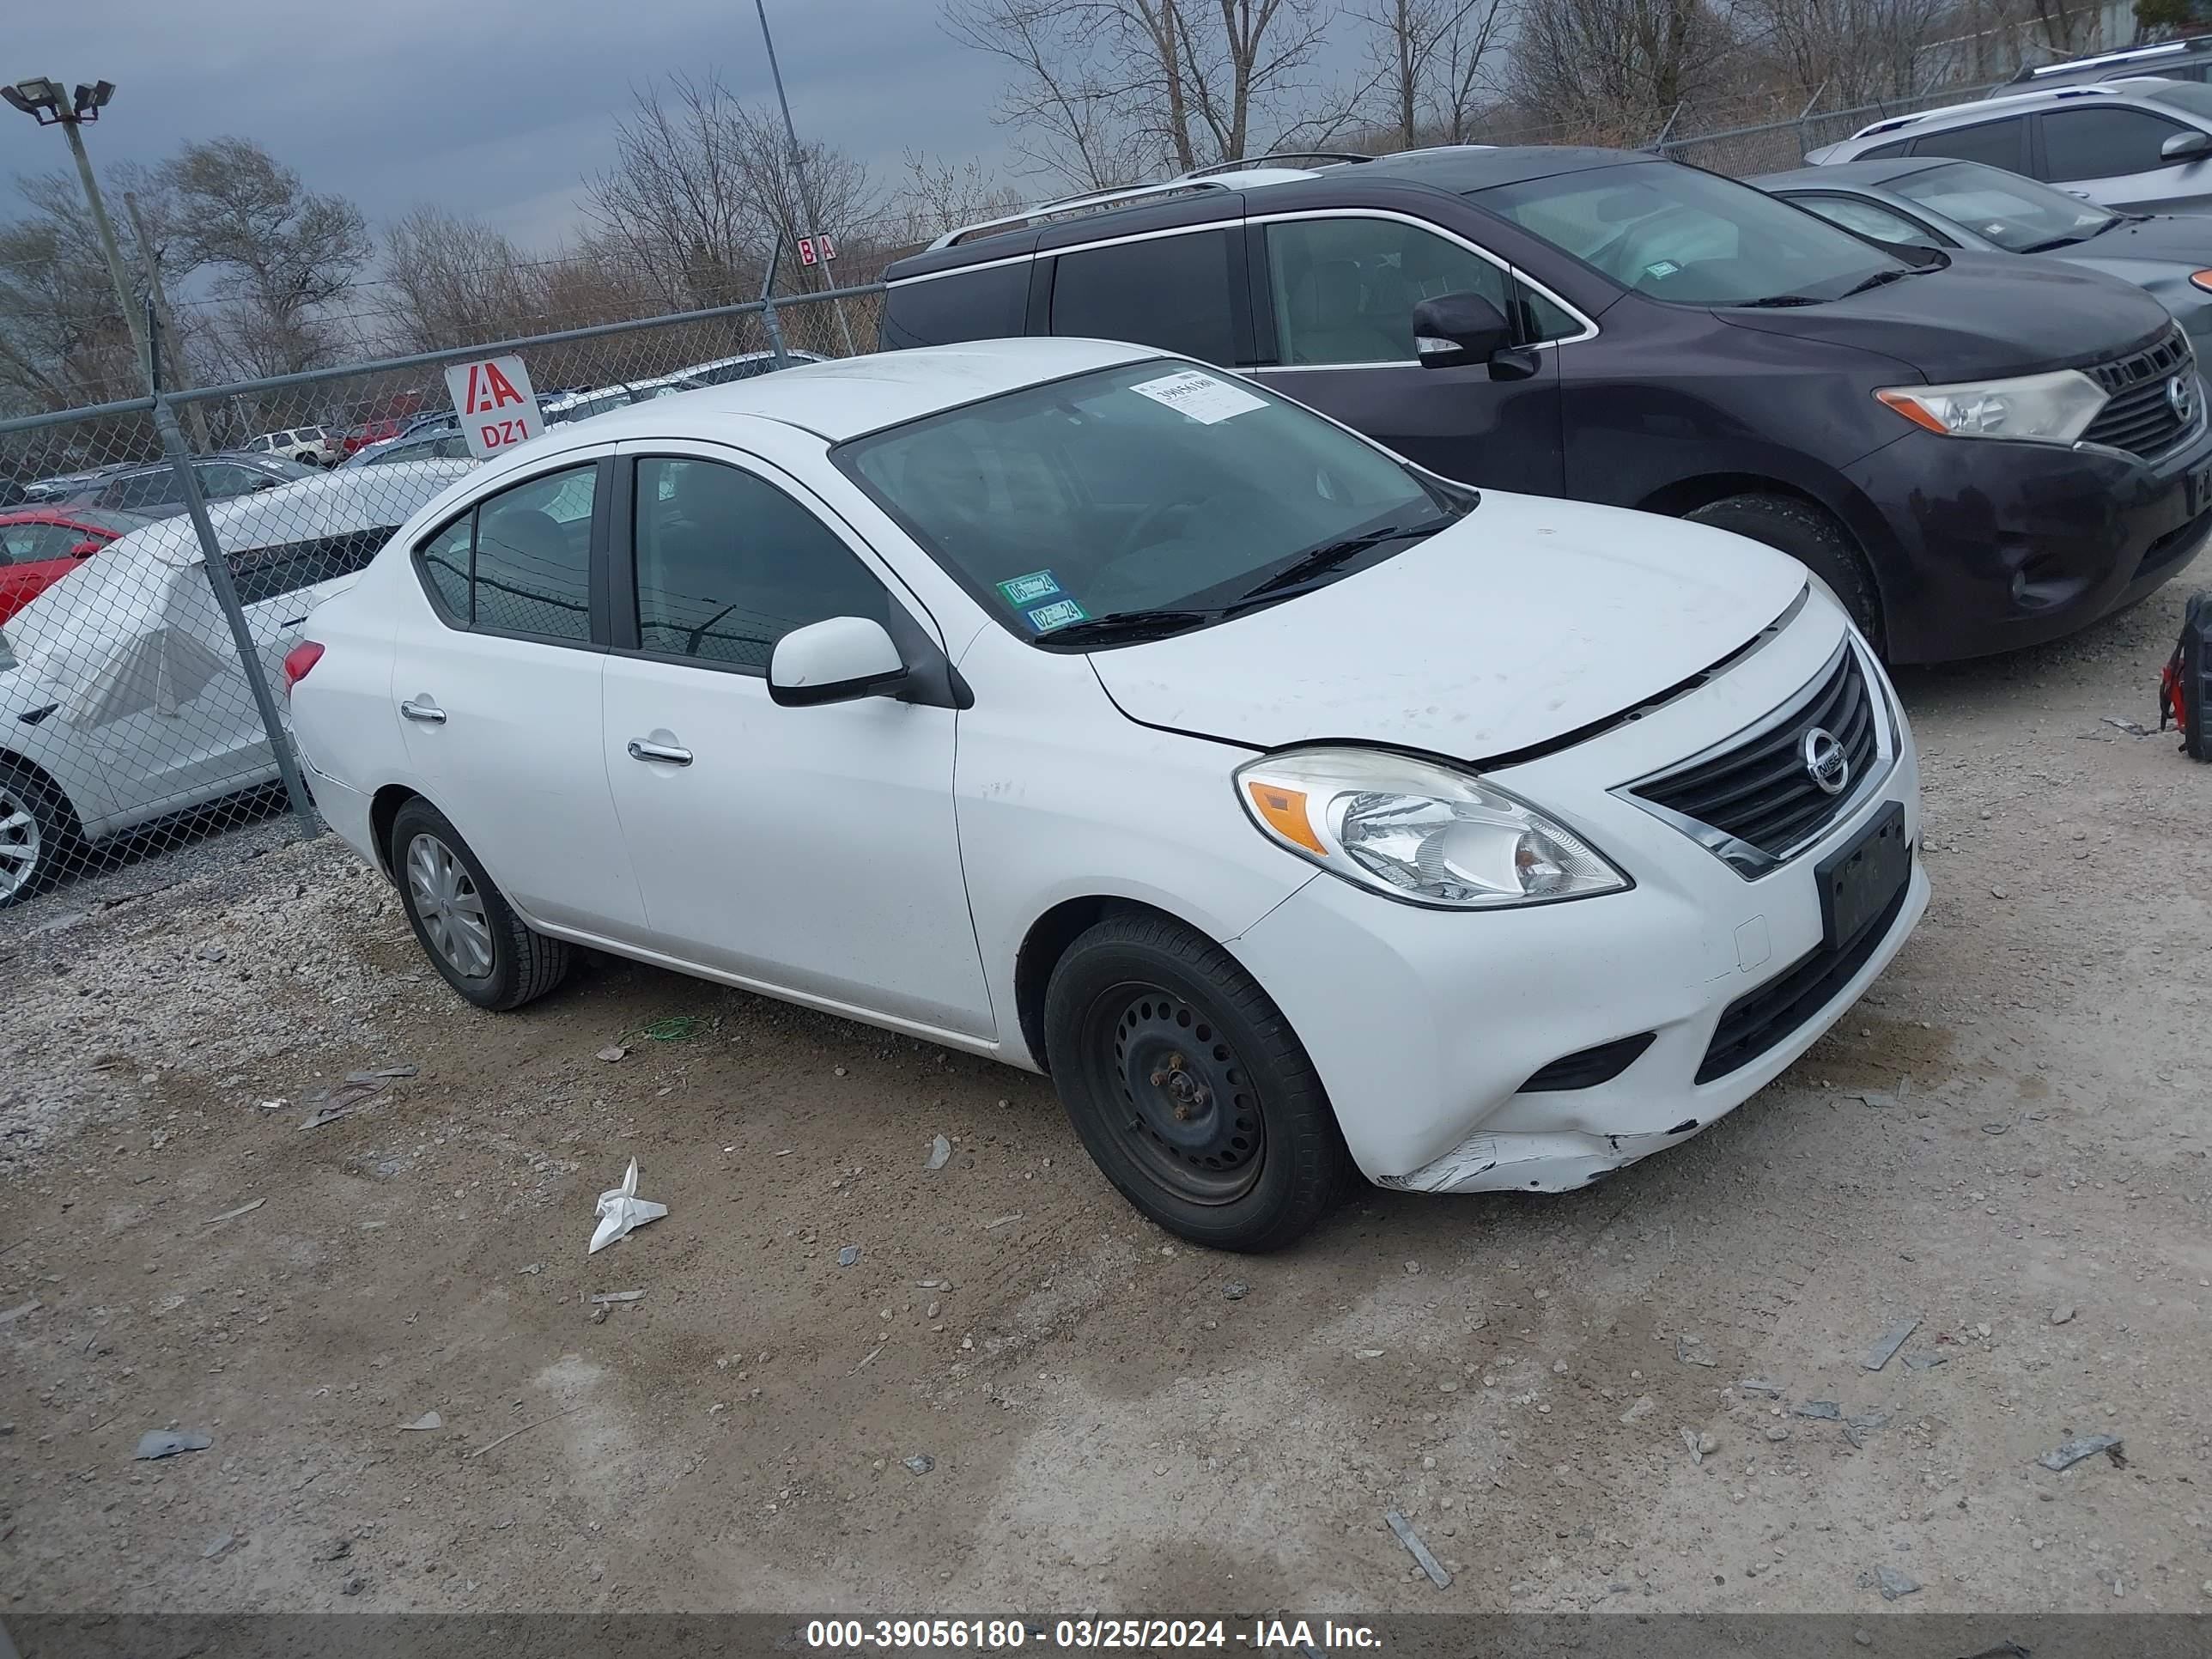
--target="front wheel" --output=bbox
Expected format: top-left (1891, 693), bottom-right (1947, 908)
top-left (388, 798), bottom-right (570, 1011)
top-left (1684, 493), bottom-right (1885, 653)
top-left (1042, 911), bottom-right (1350, 1252)
top-left (0, 764), bottom-right (75, 908)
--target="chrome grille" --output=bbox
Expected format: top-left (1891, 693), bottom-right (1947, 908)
top-left (2081, 326), bottom-right (2197, 459)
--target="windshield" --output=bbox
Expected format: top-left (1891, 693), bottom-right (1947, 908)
top-left (262, 456), bottom-right (317, 480)
top-left (836, 361), bottom-right (1462, 645)
top-left (1889, 161), bottom-right (2118, 249)
top-left (1482, 161), bottom-right (1902, 305)
top-left (2137, 79), bottom-right (2212, 120)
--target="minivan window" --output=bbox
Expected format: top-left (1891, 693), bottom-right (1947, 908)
top-left (883, 263), bottom-right (1028, 348)
top-left (1908, 117), bottom-right (2030, 172)
top-left (1264, 217), bottom-right (1509, 365)
top-left (2040, 105), bottom-right (2190, 180)
top-left (1481, 161), bottom-right (1899, 306)
top-left (836, 360), bottom-right (1459, 647)
top-left (1887, 160), bottom-right (2118, 249)
top-left (1049, 231), bottom-right (1237, 363)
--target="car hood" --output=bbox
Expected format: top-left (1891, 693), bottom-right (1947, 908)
top-left (1085, 492), bottom-right (1808, 761)
top-left (1715, 250), bottom-right (2176, 380)
top-left (2045, 216), bottom-right (2212, 286)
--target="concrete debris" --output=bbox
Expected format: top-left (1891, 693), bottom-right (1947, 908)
top-left (1674, 1333), bottom-right (1717, 1367)
top-left (2037, 1433), bottom-right (2123, 1472)
top-left (1222, 1282), bottom-right (1249, 1301)
top-left (401, 1413), bottom-right (442, 1431)
top-left (134, 1430), bottom-right (212, 1460)
top-left (838, 1245), bottom-right (861, 1267)
top-left (926, 1135), bottom-right (951, 1171)
top-left (1619, 1395), bottom-right (1656, 1425)
top-left (1903, 1352), bottom-right (1948, 1370)
top-left (202, 1533), bottom-right (236, 1559)
top-left (589, 1290), bottom-right (646, 1305)
top-left (596, 1046), bottom-right (628, 1062)
top-left (2050, 1305), bottom-right (2075, 1326)
top-left (1383, 1509), bottom-right (1452, 1588)
top-left (1859, 1565), bottom-right (1920, 1600)
top-left (0, 1298), bottom-right (41, 1326)
top-left (1860, 1317), bottom-right (1919, 1372)
top-left (902, 1454), bottom-right (935, 1475)
top-left (1794, 1401), bottom-right (1843, 1420)
top-left (1737, 1378), bottom-right (1785, 1396)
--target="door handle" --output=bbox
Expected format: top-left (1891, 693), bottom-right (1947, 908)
top-left (400, 697), bottom-right (447, 725)
top-left (627, 738), bottom-right (693, 766)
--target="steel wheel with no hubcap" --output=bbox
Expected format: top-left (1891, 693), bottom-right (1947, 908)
top-left (0, 785), bottom-right (42, 902)
top-left (406, 832), bottom-right (494, 979)
top-left (1104, 984), bottom-right (1264, 1205)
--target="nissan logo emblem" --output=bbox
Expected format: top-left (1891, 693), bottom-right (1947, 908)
top-left (2170, 375), bottom-right (2197, 425)
top-left (1802, 727), bottom-right (1850, 796)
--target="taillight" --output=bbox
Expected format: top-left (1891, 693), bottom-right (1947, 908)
top-left (282, 640), bottom-right (325, 697)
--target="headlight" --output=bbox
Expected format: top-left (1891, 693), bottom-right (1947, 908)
top-left (2191, 270), bottom-right (2212, 294)
top-left (1875, 369), bottom-right (2106, 444)
top-left (1235, 747), bottom-right (1628, 909)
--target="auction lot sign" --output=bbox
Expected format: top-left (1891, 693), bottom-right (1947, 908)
top-left (444, 354), bottom-right (544, 461)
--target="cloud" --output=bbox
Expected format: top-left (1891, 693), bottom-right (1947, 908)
top-left (3, 0), bottom-right (1014, 247)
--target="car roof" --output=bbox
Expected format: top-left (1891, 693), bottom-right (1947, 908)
top-left (1839, 76), bottom-right (2198, 143)
top-left (1352, 143), bottom-right (1648, 191)
top-left (1754, 157), bottom-right (1956, 189)
top-left (100, 459), bottom-right (479, 568)
top-left (538, 338), bottom-right (1159, 444)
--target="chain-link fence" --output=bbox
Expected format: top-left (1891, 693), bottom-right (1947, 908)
top-left (1654, 80), bottom-right (2015, 177)
top-left (0, 283), bottom-right (877, 918)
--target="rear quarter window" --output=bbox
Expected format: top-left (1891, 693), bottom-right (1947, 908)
top-left (881, 262), bottom-right (1029, 348)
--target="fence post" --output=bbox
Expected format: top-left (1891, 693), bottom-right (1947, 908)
top-left (759, 237), bottom-right (793, 369)
top-left (149, 392), bottom-right (321, 835)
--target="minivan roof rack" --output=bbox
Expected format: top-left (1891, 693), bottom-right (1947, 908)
top-left (1174, 151), bottom-right (1375, 178)
top-left (2010, 35), bottom-right (2212, 82)
top-left (927, 167), bottom-right (1320, 250)
top-left (1847, 81), bottom-right (2119, 140)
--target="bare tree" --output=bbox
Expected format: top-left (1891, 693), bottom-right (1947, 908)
top-left (584, 74), bottom-right (880, 312)
top-left (1736, 0), bottom-right (1952, 103)
top-left (890, 150), bottom-right (1028, 244)
top-left (161, 137), bottom-right (370, 376)
top-left (1352, 0), bottom-right (1516, 147)
top-left (380, 206), bottom-right (545, 353)
top-left (945, 0), bottom-right (1355, 189)
top-left (1505, 0), bottom-right (1739, 138)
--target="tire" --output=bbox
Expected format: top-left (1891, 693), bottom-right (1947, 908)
top-left (1042, 910), bottom-right (1350, 1252)
top-left (387, 798), bottom-right (570, 1011)
top-left (1683, 494), bottom-right (1885, 653)
top-left (0, 763), bottom-right (76, 909)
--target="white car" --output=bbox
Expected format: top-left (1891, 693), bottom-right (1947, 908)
top-left (0, 460), bottom-right (474, 903)
top-left (288, 340), bottom-right (1927, 1251)
top-left (243, 427), bottom-right (339, 467)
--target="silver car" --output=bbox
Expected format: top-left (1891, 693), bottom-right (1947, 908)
top-left (0, 460), bottom-right (471, 903)
top-left (1756, 156), bottom-right (2212, 356)
top-left (1807, 77), bottom-right (2212, 216)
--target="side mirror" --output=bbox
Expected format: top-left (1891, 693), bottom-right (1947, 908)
top-left (1413, 292), bottom-right (1515, 369)
top-left (769, 616), bottom-right (908, 708)
top-left (2162, 130), bottom-right (2212, 164)
top-left (69, 539), bottom-right (102, 559)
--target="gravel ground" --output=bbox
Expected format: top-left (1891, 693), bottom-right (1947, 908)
top-left (3, 579), bottom-right (2209, 1619)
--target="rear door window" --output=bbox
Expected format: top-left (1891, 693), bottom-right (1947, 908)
top-left (1048, 230), bottom-right (1238, 364)
top-left (2039, 106), bottom-right (2191, 179)
top-left (1908, 117), bottom-right (2029, 172)
top-left (412, 463), bottom-right (599, 642)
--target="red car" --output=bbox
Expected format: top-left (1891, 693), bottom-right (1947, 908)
top-left (341, 419), bottom-right (408, 456)
top-left (0, 506), bottom-right (150, 623)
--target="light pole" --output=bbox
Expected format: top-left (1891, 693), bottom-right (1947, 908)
top-left (750, 0), bottom-right (857, 355)
top-left (2, 76), bottom-right (155, 396)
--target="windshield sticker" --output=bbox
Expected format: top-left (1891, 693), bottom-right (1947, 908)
top-left (1128, 368), bottom-right (1267, 425)
top-left (1644, 259), bottom-right (1681, 279)
top-left (1026, 599), bottom-right (1090, 632)
top-left (996, 569), bottom-right (1063, 607)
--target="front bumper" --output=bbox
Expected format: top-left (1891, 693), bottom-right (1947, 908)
top-left (1856, 413), bottom-right (2212, 665)
top-left (1230, 594), bottom-right (1925, 1192)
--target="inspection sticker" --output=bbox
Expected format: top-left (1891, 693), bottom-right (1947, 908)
top-left (1026, 599), bottom-right (1090, 632)
top-left (1644, 259), bottom-right (1681, 280)
top-left (1128, 368), bottom-right (1267, 425)
top-left (996, 569), bottom-right (1062, 607)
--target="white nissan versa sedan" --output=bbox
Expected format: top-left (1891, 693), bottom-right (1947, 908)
top-left (289, 339), bottom-right (1927, 1251)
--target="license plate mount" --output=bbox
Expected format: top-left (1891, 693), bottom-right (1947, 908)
top-left (1817, 801), bottom-right (1910, 951)
top-left (2185, 459), bottom-right (2212, 518)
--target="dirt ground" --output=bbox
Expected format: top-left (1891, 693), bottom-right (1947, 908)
top-left (3, 580), bottom-right (2210, 1623)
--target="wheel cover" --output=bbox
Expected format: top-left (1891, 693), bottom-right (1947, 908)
top-left (0, 784), bottom-right (42, 900)
top-left (405, 832), bottom-right (494, 980)
top-left (1101, 983), bottom-right (1264, 1205)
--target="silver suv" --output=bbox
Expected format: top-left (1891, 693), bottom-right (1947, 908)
top-left (1807, 77), bottom-right (2212, 215)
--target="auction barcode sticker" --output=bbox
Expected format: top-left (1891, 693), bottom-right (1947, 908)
top-left (1128, 368), bottom-right (1267, 425)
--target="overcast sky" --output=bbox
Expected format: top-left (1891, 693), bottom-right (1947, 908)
top-left (3, 0), bottom-right (1013, 249)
